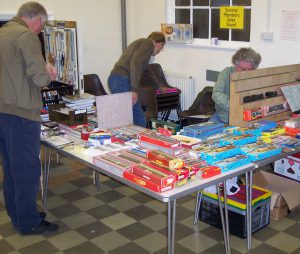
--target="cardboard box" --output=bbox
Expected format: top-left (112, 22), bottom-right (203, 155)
top-left (274, 152), bottom-right (300, 181)
top-left (253, 171), bottom-right (300, 220)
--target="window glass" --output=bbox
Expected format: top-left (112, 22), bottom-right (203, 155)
top-left (193, 9), bottom-right (209, 38)
top-left (175, 9), bottom-right (190, 23)
top-left (232, 9), bottom-right (251, 41)
top-left (232, 0), bottom-right (251, 6)
top-left (211, 0), bottom-right (230, 7)
top-left (176, 0), bottom-right (191, 6)
top-left (193, 0), bottom-right (209, 6)
top-left (211, 9), bottom-right (229, 40)
top-left (171, 0), bottom-right (251, 43)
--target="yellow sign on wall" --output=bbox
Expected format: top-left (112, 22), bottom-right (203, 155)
top-left (220, 6), bottom-right (244, 29)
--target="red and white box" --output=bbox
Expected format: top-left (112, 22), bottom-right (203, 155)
top-left (274, 152), bottom-right (300, 182)
top-left (123, 171), bottom-right (174, 193)
top-left (131, 164), bottom-right (176, 187)
top-left (146, 150), bottom-right (184, 170)
top-left (200, 165), bottom-right (221, 178)
top-left (138, 133), bottom-right (181, 149)
top-left (143, 161), bottom-right (189, 181)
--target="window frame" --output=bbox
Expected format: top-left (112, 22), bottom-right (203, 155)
top-left (166, 0), bottom-right (251, 48)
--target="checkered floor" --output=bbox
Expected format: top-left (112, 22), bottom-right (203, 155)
top-left (1, 156), bottom-right (300, 254)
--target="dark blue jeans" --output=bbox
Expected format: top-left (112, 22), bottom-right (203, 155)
top-left (108, 74), bottom-right (146, 127)
top-left (0, 113), bottom-right (41, 233)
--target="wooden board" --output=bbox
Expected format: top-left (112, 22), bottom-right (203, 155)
top-left (229, 64), bottom-right (300, 127)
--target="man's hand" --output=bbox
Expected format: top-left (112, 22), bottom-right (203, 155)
top-left (132, 91), bottom-right (138, 105)
top-left (45, 63), bottom-right (57, 81)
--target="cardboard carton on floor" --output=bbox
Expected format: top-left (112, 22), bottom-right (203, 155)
top-left (253, 171), bottom-right (300, 220)
top-left (274, 152), bottom-right (300, 182)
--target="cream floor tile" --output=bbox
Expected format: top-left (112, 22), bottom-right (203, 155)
top-left (49, 182), bottom-right (78, 195)
top-left (5, 234), bottom-right (44, 250)
top-left (37, 195), bottom-right (68, 210)
top-left (100, 213), bottom-right (136, 230)
top-left (265, 232), bottom-right (300, 253)
top-left (47, 231), bottom-right (87, 251)
top-left (90, 231), bottom-right (130, 252)
top-left (134, 232), bottom-right (167, 253)
top-left (72, 196), bottom-right (104, 211)
top-left (81, 185), bottom-right (103, 196)
top-left (62, 212), bottom-right (97, 229)
top-left (144, 200), bottom-right (167, 213)
top-left (47, 165), bottom-right (73, 177)
top-left (182, 201), bottom-right (197, 213)
top-left (114, 185), bottom-right (139, 196)
top-left (229, 235), bottom-right (262, 254)
top-left (179, 215), bottom-right (210, 231)
top-left (269, 217), bottom-right (296, 231)
top-left (0, 211), bottom-right (10, 225)
top-left (140, 214), bottom-right (167, 231)
top-left (178, 231), bottom-right (218, 253)
top-left (108, 197), bottom-right (140, 212)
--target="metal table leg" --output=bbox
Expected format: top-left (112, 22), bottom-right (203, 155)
top-left (223, 181), bottom-right (231, 254)
top-left (193, 190), bottom-right (203, 225)
top-left (93, 171), bottom-right (101, 192)
top-left (167, 199), bottom-right (177, 254)
top-left (217, 184), bottom-right (230, 254)
top-left (42, 146), bottom-right (52, 209)
top-left (246, 171), bottom-right (253, 249)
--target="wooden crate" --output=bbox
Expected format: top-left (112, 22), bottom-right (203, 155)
top-left (48, 103), bottom-right (87, 126)
top-left (229, 64), bottom-right (300, 127)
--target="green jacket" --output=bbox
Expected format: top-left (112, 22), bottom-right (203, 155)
top-left (0, 17), bottom-right (51, 122)
top-left (110, 38), bottom-right (154, 90)
top-left (212, 66), bottom-right (235, 123)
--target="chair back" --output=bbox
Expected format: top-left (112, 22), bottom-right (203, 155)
top-left (83, 74), bottom-right (107, 96)
top-left (140, 63), bottom-right (171, 89)
top-left (136, 87), bottom-right (158, 124)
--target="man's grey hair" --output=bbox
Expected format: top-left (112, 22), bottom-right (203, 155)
top-left (232, 47), bottom-right (261, 68)
top-left (17, 2), bottom-right (48, 21)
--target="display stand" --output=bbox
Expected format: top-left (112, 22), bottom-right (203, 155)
top-left (43, 21), bottom-right (79, 89)
top-left (229, 64), bottom-right (300, 127)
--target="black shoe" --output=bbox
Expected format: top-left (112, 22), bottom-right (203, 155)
top-left (39, 211), bottom-right (47, 219)
top-left (23, 220), bottom-right (59, 235)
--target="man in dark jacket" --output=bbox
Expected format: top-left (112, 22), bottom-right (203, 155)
top-left (0, 2), bottom-right (58, 235)
top-left (108, 32), bottom-right (166, 127)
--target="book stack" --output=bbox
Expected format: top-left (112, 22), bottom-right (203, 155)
top-left (62, 93), bottom-right (96, 114)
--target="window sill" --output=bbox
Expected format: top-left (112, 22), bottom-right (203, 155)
top-left (166, 39), bottom-right (250, 51)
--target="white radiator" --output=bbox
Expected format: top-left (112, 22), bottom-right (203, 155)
top-left (163, 71), bottom-right (195, 121)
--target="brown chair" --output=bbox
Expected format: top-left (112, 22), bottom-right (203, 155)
top-left (83, 74), bottom-right (107, 96)
top-left (136, 87), bottom-right (158, 128)
top-left (140, 63), bottom-right (181, 121)
top-left (178, 86), bottom-right (215, 126)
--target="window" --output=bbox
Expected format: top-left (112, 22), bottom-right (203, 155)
top-left (170, 0), bottom-right (251, 42)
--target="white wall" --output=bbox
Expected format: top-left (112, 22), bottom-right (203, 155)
top-left (0, 0), bottom-right (122, 92)
top-left (1, 0), bottom-right (300, 95)
top-left (127, 0), bottom-right (300, 95)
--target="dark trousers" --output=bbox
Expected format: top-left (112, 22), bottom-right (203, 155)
top-left (108, 74), bottom-right (147, 127)
top-left (0, 113), bottom-right (41, 233)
